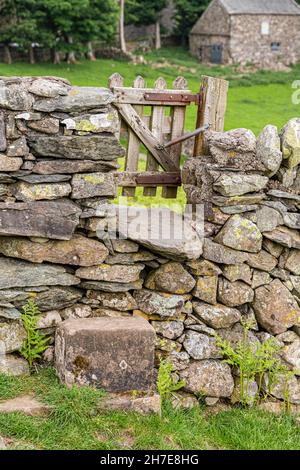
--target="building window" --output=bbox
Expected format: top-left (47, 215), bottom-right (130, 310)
top-left (261, 21), bottom-right (270, 35)
top-left (271, 42), bottom-right (281, 52)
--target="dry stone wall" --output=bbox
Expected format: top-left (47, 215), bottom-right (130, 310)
top-left (1, 76), bottom-right (300, 408)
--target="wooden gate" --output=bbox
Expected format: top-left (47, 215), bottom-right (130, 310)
top-left (109, 73), bottom-right (228, 199)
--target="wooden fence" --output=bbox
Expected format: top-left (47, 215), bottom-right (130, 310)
top-left (110, 73), bottom-right (228, 199)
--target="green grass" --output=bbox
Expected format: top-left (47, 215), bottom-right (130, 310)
top-left (0, 368), bottom-right (300, 450)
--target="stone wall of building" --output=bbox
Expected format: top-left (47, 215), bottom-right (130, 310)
top-left (1, 76), bottom-right (300, 408)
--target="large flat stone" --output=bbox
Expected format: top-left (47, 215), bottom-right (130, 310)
top-left (14, 182), bottom-right (71, 201)
top-left (76, 264), bottom-right (144, 283)
top-left (28, 135), bottom-right (124, 160)
top-left (71, 173), bottom-right (116, 199)
top-left (62, 110), bottom-right (119, 134)
top-left (116, 206), bottom-right (203, 261)
top-left (0, 234), bottom-right (108, 266)
top-left (33, 86), bottom-right (114, 112)
top-left (55, 317), bottom-right (155, 391)
top-left (0, 257), bottom-right (80, 289)
top-left (32, 159), bottom-right (119, 174)
top-left (0, 200), bottom-right (81, 240)
top-left (212, 171), bottom-right (268, 197)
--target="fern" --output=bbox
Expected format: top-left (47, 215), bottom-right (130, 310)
top-left (157, 360), bottom-right (185, 401)
top-left (20, 298), bottom-right (50, 369)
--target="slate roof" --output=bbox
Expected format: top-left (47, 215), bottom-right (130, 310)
top-left (220, 0), bottom-right (300, 15)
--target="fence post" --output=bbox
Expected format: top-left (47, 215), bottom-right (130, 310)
top-left (193, 75), bottom-right (229, 157)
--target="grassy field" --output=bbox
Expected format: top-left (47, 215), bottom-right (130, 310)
top-left (1, 47), bottom-right (300, 134)
top-left (0, 368), bottom-right (300, 450)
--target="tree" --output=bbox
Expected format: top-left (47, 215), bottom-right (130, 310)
top-left (119, 0), bottom-right (127, 52)
top-left (174, 0), bottom-right (210, 46)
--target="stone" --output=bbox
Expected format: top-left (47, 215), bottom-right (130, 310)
top-left (86, 291), bottom-right (137, 311)
top-left (81, 280), bottom-right (143, 293)
top-left (282, 340), bottom-right (300, 373)
top-left (218, 323), bottom-right (259, 351)
top-left (0, 395), bottom-right (51, 416)
top-left (0, 199), bottom-right (81, 240)
top-left (0, 234), bottom-right (108, 266)
top-left (33, 86), bottom-right (114, 112)
top-left (105, 251), bottom-right (156, 266)
top-left (0, 84), bottom-right (34, 110)
top-left (212, 172), bottom-right (268, 196)
top-left (215, 215), bottom-right (262, 253)
top-left (29, 135), bottom-right (124, 160)
top-left (257, 125), bottom-right (282, 175)
top-left (193, 302), bottom-right (241, 329)
top-left (76, 264), bottom-right (144, 283)
top-left (180, 360), bottom-right (234, 397)
top-left (253, 279), bottom-right (300, 334)
top-left (218, 278), bottom-right (254, 307)
top-left (28, 78), bottom-right (69, 98)
top-left (43, 346), bottom-right (55, 363)
top-left (183, 331), bottom-right (221, 360)
top-left (152, 320), bottom-right (184, 340)
top-left (221, 204), bottom-right (259, 215)
top-left (283, 213), bottom-right (300, 230)
top-left (264, 226), bottom-right (300, 249)
top-left (144, 262), bottom-right (195, 294)
top-left (0, 436), bottom-right (6, 450)
top-left (111, 239), bottom-right (139, 253)
top-left (0, 155), bottom-right (24, 172)
top-left (213, 193), bottom-right (266, 207)
top-left (231, 377), bottom-right (258, 406)
top-left (0, 354), bottom-right (29, 376)
top-left (0, 112), bottom-right (6, 152)
top-left (36, 311), bottom-right (62, 329)
top-left (281, 118), bottom-right (300, 168)
top-left (27, 117), bottom-right (59, 134)
top-left (0, 306), bottom-right (21, 320)
top-left (71, 173), bottom-right (116, 199)
top-left (206, 128), bottom-right (260, 170)
top-left (98, 392), bottom-right (161, 415)
top-left (170, 392), bottom-right (199, 410)
top-left (246, 250), bottom-right (277, 272)
top-left (254, 206), bottom-right (283, 232)
top-left (33, 159), bottom-right (119, 175)
top-left (186, 259), bottom-right (222, 276)
top-left (285, 249), bottom-right (300, 275)
top-left (14, 181), bottom-right (71, 201)
top-left (268, 189), bottom-right (300, 203)
top-left (169, 351), bottom-right (190, 371)
top-left (133, 290), bottom-right (185, 319)
top-left (60, 304), bottom-right (92, 320)
top-left (203, 239), bottom-right (248, 265)
top-left (193, 276), bottom-right (218, 305)
top-left (263, 239), bottom-right (284, 258)
top-left (116, 206), bottom-right (202, 261)
top-left (0, 321), bottom-right (26, 354)
top-left (156, 336), bottom-right (181, 353)
top-left (7, 136), bottom-right (29, 157)
top-left (276, 331), bottom-right (299, 344)
top-left (62, 110), bottom-right (119, 134)
top-left (252, 270), bottom-right (272, 289)
top-left (262, 373), bottom-right (300, 404)
top-left (222, 264), bottom-right (252, 285)
top-left (16, 174), bottom-right (71, 184)
top-left (0, 258), bottom-right (79, 289)
top-left (55, 317), bottom-right (155, 391)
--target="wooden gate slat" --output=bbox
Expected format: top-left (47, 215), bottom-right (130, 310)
top-left (123, 76), bottom-right (145, 197)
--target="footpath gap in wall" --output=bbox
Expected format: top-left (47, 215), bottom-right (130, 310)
top-left (0, 76), bottom-right (300, 411)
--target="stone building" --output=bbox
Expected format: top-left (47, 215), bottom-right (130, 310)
top-left (189, 0), bottom-right (300, 67)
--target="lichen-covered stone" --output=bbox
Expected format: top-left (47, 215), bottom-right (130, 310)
top-left (29, 135), bottom-right (124, 160)
top-left (183, 331), bottom-right (221, 360)
top-left (0, 258), bottom-right (80, 289)
top-left (212, 171), bottom-right (268, 196)
top-left (180, 360), bottom-right (234, 397)
top-left (285, 249), bottom-right (300, 275)
top-left (7, 136), bottom-right (29, 157)
top-left (104, 251), bottom-right (156, 266)
top-left (252, 270), bottom-right (272, 289)
top-left (218, 278), bottom-right (254, 307)
top-left (222, 264), bottom-right (252, 285)
top-left (28, 78), bottom-right (70, 98)
top-left (0, 355), bottom-right (29, 376)
top-left (0, 84), bottom-right (34, 110)
top-left (14, 181), bottom-right (71, 201)
top-left (193, 302), bottom-right (241, 329)
top-left (186, 259), bottom-right (222, 276)
top-left (193, 276), bottom-right (218, 305)
top-left (257, 125), bottom-right (282, 175)
top-left (253, 279), bottom-right (300, 334)
top-left (0, 155), bottom-right (23, 172)
top-left (0, 321), bottom-right (26, 354)
top-left (281, 118), bottom-right (300, 168)
top-left (246, 250), bottom-right (278, 272)
top-left (32, 159), bottom-right (118, 174)
top-left (71, 173), bottom-right (116, 199)
top-left (254, 206), bottom-right (283, 232)
top-left (0, 112), bottom-right (6, 152)
top-left (152, 320), bottom-right (184, 340)
top-left (133, 289), bottom-right (185, 319)
top-left (62, 110), bottom-right (119, 134)
top-left (28, 117), bottom-right (59, 134)
top-left (81, 280), bottom-right (143, 293)
top-left (215, 215), bottom-right (262, 253)
top-left (203, 239), bottom-right (248, 265)
top-left (76, 264), bottom-right (144, 283)
top-left (264, 226), bottom-right (300, 249)
top-left (145, 262), bottom-right (195, 294)
top-left (86, 291), bottom-right (137, 311)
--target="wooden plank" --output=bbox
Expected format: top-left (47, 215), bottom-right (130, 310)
top-left (144, 78), bottom-right (166, 196)
top-left (114, 172), bottom-right (181, 187)
top-left (123, 76), bottom-right (145, 197)
top-left (163, 77), bottom-right (188, 199)
top-left (112, 86), bottom-right (194, 106)
top-left (194, 75), bottom-right (228, 157)
top-left (114, 102), bottom-right (178, 173)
